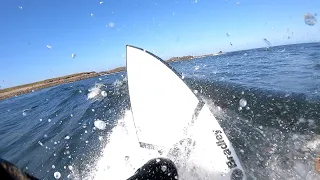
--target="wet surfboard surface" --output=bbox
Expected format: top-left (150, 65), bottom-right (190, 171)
top-left (126, 45), bottom-right (246, 180)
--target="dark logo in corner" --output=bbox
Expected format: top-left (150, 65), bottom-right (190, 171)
top-left (213, 130), bottom-right (237, 169)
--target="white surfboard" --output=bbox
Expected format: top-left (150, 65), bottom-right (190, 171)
top-left (126, 45), bottom-right (246, 180)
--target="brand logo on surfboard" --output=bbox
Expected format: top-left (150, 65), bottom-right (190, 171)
top-left (214, 130), bottom-right (244, 179)
top-left (214, 130), bottom-right (237, 169)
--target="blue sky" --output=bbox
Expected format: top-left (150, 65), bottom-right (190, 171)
top-left (0, 0), bottom-right (319, 88)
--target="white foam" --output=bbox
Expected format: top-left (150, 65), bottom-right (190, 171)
top-left (88, 110), bottom-right (144, 180)
top-left (306, 137), bottom-right (320, 151)
top-left (94, 120), bottom-right (107, 130)
top-left (87, 83), bottom-right (106, 100)
top-left (83, 96), bottom-right (319, 180)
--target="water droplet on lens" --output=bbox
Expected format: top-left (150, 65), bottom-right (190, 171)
top-left (239, 98), bottom-right (247, 107)
top-left (181, 73), bottom-right (185, 79)
top-left (108, 22), bottom-right (115, 28)
top-left (263, 38), bottom-right (272, 47)
top-left (101, 91), bottom-right (107, 97)
top-left (54, 172), bottom-right (61, 179)
top-left (125, 156), bottom-right (129, 161)
top-left (68, 165), bottom-right (73, 170)
top-left (304, 13), bottom-right (317, 26)
top-left (161, 165), bottom-right (167, 172)
top-left (94, 120), bottom-right (107, 130)
top-left (298, 117), bottom-right (306, 123)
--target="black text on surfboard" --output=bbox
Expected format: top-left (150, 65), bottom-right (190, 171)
top-left (214, 130), bottom-right (237, 169)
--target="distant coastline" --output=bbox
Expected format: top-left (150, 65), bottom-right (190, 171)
top-left (0, 67), bottom-right (126, 100)
top-left (167, 51), bottom-right (224, 62)
top-left (0, 52), bottom-right (224, 100)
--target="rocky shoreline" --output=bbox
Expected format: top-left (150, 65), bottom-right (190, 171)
top-left (167, 51), bottom-right (224, 62)
top-left (0, 52), bottom-right (224, 100)
top-left (0, 67), bottom-right (125, 100)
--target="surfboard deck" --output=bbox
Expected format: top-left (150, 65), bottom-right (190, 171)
top-left (126, 45), bottom-right (245, 180)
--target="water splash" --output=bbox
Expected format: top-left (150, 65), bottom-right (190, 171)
top-left (239, 98), bottom-right (247, 107)
top-left (54, 172), bottom-right (61, 179)
top-left (94, 120), bottom-right (107, 130)
top-left (22, 109), bottom-right (30, 116)
top-left (263, 38), bottom-right (272, 47)
top-left (87, 83), bottom-right (106, 100)
top-left (88, 111), bottom-right (143, 180)
top-left (304, 13), bottom-right (317, 26)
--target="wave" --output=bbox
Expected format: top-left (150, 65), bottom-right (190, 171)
top-left (1, 70), bottom-right (320, 179)
top-left (78, 76), bottom-right (320, 180)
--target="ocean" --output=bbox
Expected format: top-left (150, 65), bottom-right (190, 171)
top-left (0, 42), bottom-right (319, 180)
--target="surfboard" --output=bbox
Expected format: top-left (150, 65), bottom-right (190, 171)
top-left (126, 45), bottom-right (246, 180)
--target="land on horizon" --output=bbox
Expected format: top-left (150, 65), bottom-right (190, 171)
top-left (1, 0), bottom-right (319, 100)
top-left (1, 41), bottom-right (317, 101)
top-left (0, 52), bottom-right (224, 100)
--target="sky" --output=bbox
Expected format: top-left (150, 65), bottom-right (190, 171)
top-left (0, 0), bottom-right (319, 88)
